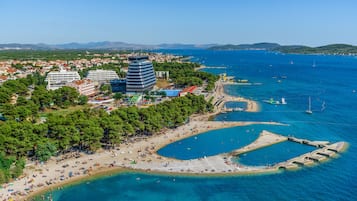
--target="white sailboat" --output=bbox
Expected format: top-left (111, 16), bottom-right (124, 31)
top-left (312, 60), bottom-right (316, 68)
top-left (306, 96), bottom-right (313, 114)
top-left (281, 97), bottom-right (287, 105)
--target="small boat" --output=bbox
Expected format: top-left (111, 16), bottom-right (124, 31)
top-left (263, 97), bottom-right (287, 105)
top-left (281, 97), bottom-right (287, 105)
top-left (321, 101), bottom-right (326, 111)
top-left (312, 60), bottom-right (316, 68)
top-left (263, 98), bottom-right (280, 105)
top-left (233, 107), bottom-right (244, 111)
top-left (306, 96), bottom-right (313, 114)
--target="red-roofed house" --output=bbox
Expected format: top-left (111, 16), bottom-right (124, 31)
top-left (179, 86), bottom-right (197, 97)
top-left (0, 75), bottom-right (8, 84)
top-left (6, 67), bottom-right (17, 74)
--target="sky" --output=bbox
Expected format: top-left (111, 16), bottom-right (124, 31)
top-left (1, 0), bottom-right (357, 46)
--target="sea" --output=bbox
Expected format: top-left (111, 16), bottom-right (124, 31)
top-left (37, 50), bottom-right (357, 201)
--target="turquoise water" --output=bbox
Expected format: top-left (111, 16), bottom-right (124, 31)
top-left (234, 141), bottom-right (317, 166)
top-left (158, 125), bottom-right (267, 160)
top-left (224, 101), bottom-right (247, 109)
top-left (38, 50), bottom-right (357, 201)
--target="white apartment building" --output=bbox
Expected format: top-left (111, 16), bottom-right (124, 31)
top-left (86, 69), bottom-right (119, 83)
top-left (45, 70), bottom-right (81, 90)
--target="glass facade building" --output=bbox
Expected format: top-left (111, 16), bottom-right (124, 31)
top-left (126, 56), bottom-right (156, 93)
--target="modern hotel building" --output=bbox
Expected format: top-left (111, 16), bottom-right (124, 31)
top-left (126, 56), bottom-right (156, 93)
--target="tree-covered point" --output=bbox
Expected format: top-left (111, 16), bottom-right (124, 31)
top-left (0, 65), bottom-right (216, 184)
top-left (153, 62), bottom-right (218, 91)
top-left (0, 58), bottom-right (218, 184)
top-left (0, 93), bottom-right (213, 184)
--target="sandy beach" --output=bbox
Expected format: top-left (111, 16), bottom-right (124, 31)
top-left (0, 119), bottom-right (275, 201)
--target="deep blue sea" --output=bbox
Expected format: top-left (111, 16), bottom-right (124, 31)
top-left (39, 50), bottom-right (357, 201)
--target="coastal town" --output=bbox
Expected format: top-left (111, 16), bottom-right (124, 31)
top-left (0, 51), bottom-right (199, 112)
top-left (0, 50), bottom-right (225, 200)
top-left (1, 1), bottom-right (356, 201)
top-left (0, 50), bottom-right (348, 201)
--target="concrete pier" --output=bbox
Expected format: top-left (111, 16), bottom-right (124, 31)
top-left (288, 137), bottom-right (330, 148)
top-left (131, 130), bottom-right (347, 175)
top-left (275, 142), bottom-right (347, 170)
top-left (231, 130), bottom-right (288, 156)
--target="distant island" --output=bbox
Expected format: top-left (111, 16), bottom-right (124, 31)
top-left (1, 41), bottom-right (357, 55)
top-left (208, 43), bottom-right (357, 55)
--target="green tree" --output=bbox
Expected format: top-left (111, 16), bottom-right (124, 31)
top-left (0, 169), bottom-right (6, 184)
top-left (11, 158), bottom-right (25, 178)
top-left (100, 84), bottom-right (112, 96)
top-left (35, 142), bottom-right (57, 162)
top-left (0, 90), bottom-right (11, 104)
top-left (31, 85), bottom-right (53, 110)
top-left (78, 95), bottom-right (88, 105)
top-left (52, 86), bottom-right (79, 108)
top-left (113, 92), bottom-right (123, 100)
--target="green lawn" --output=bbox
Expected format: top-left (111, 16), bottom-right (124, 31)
top-left (39, 105), bottom-right (89, 117)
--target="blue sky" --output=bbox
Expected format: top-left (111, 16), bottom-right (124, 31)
top-left (1, 0), bottom-right (357, 46)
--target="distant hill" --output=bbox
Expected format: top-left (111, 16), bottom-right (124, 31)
top-left (157, 43), bottom-right (218, 49)
top-left (0, 42), bottom-right (217, 50)
top-left (0, 41), bottom-right (155, 50)
top-left (208, 43), bottom-right (280, 50)
top-left (209, 43), bottom-right (357, 55)
top-left (52, 41), bottom-right (156, 50)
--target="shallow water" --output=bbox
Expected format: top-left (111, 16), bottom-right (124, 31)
top-left (234, 141), bottom-right (317, 166)
top-left (158, 124), bottom-right (274, 160)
